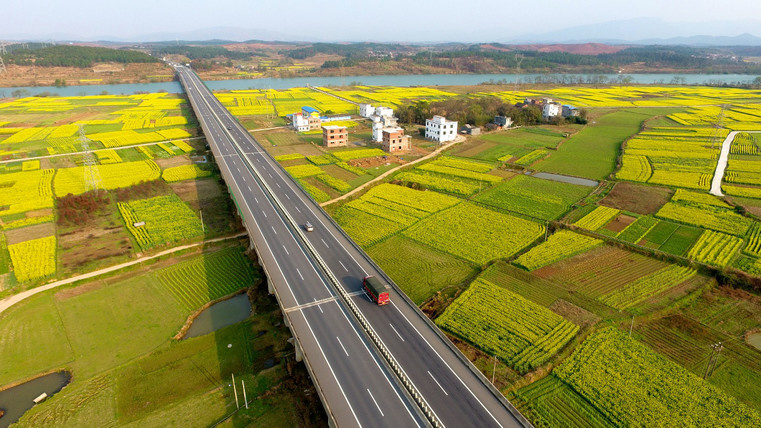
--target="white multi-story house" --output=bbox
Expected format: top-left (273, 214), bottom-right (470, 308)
top-left (291, 113), bottom-right (310, 132)
top-left (425, 115), bottom-right (457, 143)
top-left (375, 106), bottom-right (394, 117)
top-left (359, 103), bottom-right (375, 118)
top-left (370, 111), bottom-right (399, 142)
top-left (542, 102), bottom-right (562, 120)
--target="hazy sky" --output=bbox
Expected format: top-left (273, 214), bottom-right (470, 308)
top-left (4, 0), bottom-right (761, 41)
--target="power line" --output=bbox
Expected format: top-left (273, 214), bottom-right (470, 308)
top-left (78, 125), bottom-right (102, 192)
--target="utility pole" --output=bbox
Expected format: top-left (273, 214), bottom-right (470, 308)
top-left (232, 373), bottom-right (239, 409)
top-left (199, 209), bottom-right (205, 233)
top-left (491, 355), bottom-right (498, 384)
top-left (629, 315), bottom-right (634, 338)
top-left (242, 379), bottom-right (249, 409)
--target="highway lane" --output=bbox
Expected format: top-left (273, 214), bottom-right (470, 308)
top-left (183, 72), bottom-right (523, 426)
top-left (179, 66), bottom-right (528, 427)
top-left (178, 67), bottom-right (427, 428)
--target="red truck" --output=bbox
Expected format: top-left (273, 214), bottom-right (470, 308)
top-left (363, 276), bottom-right (390, 305)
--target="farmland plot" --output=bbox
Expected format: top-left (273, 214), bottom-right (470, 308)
top-left (436, 278), bottom-right (578, 373)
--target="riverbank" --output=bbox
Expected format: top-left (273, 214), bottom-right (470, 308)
top-left (2, 72), bottom-right (760, 98)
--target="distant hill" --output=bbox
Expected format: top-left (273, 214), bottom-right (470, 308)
top-left (480, 43), bottom-right (628, 55)
top-left (3, 45), bottom-right (159, 68)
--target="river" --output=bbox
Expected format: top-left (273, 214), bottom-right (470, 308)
top-left (1, 73), bottom-right (759, 97)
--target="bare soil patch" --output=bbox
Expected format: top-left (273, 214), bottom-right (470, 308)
top-left (321, 164), bottom-right (359, 181)
top-left (549, 299), bottom-right (600, 328)
top-left (599, 182), bottom-right (672, 215)
top-left (55, 280), bottom-right (107, 301)
top-left (604, 213), bottom-right (636, 233)
top-left (0, 63), bottom-right (173, 87)
top-left (170, 178), bottom-right (224, 202)
top-left (350, 155), bottom-right (405, 169)
top-left (456, 141), bottom-right (496, 158)
top-left (5, 222), bottom-right (55, 245)
top-left (155, 154), bottom-right (191, 169)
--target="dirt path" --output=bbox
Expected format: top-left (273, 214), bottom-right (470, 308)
top-left (320, 136), bottom-right (466, 207)
top-left (0, 232), bottom-right (247, 316)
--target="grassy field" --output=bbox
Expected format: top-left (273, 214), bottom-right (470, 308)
top-left (535, 110), bottom-right (655, 180)
top-left (403, 202), bottom-right (544, 265)
top-left (366, 235), bottom-right (476, 304)
top-left (2, 245), bottom-right (319, 427)
top-left (474, 175), bottom-right (591, 220)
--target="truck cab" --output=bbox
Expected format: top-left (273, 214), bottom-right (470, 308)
top-left (362, 276), bottom-right (390, 305)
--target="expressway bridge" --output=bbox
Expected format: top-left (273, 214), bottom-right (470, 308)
top-left (176, 66), bottom-right (529, 428)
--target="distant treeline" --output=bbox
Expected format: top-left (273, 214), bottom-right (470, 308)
top-left (284, 42), bottom-right (761, 74)
top-left (151, 45), bottom-right (255, 60)
top-left (283, 42), bottom-right (410, 60)
top-left (3, 45), bottom-right (158, 68)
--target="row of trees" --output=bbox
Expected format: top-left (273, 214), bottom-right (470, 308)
top-left (396, 97), bottom-right (551, 127)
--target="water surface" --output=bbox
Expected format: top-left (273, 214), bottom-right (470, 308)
top-left (184, 293), bottom-right (252, 339)
top-left (0, 371), bottom-right (71, 428)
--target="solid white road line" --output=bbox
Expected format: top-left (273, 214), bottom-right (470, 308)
top-left (367, 389), bottom-right (385, 417)
top-left (428, 371), bottom-right (448, 396)
top-left (336, 336), bottom-right (349, 357)
top-left (390, 324), bottom-right (405, 342)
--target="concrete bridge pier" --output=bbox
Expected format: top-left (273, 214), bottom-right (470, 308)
top-left (287, 337), bottom-right (304, 362)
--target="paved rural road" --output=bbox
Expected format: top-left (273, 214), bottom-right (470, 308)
top-left (177, 65), bottom-right (528, 427)
top-left (0, 233), bottom-right (246, 316)
top-left (710, 130), bottom-right (761, 196)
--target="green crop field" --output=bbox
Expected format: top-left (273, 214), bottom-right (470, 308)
top-left (598, 265), bottom-right (696, 310)
top-left (656, 201), bottom-right (753, 236)
top-left (437, 278), bottom-right (578, 373)
top-left (515, 231), bottom-right (603, 271)
top-left (403, 203), bottom-right (544, 265)
top-left (555, 327), bottom-right (761, 427)
top-left (367, 236), bottom-right (476, 304)
top-left (536, 246), bottom-right (669, 298)
top-left (512, 375), bottom-right (616, 428)
top-left (535, 110), bottom-right (653, 180)
top-left (616, 216), bottom-right (660, 243)
top-left (119, 194), bottom-right (204, 250)
top-left (474, 175), bottom-right (591, 220)
top-left (155, 247), bottom-right (259, 311)
top-left (687, 230), bottom-right (743, 267)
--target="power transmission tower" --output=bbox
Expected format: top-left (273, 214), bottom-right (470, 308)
top-left (514, 53), bottom-right (524, 91)
top-left (709, 105), bottom-right (726, 150)
top-left (0, 42), bottom-right (7, 75)
top-left (703, 342), bottom-right (723, 379)
top-left (78, 125), bottom-right (102, 192)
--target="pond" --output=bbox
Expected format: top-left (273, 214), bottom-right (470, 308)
top-left (748, 332), bottom-right (761, 351)
top-left (0, 371), bottom-right (71, 428)
top-left (531, 172), bottom-right (599, 187)
top-left (184, 293), bottom-right (252, 339)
